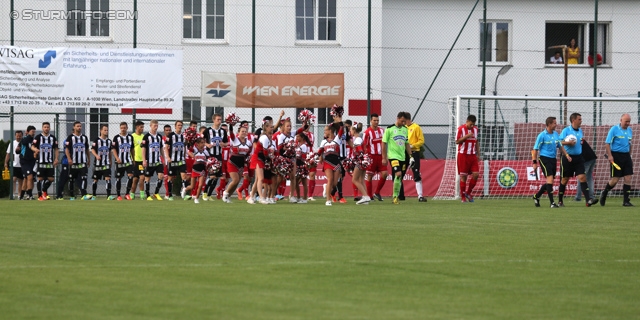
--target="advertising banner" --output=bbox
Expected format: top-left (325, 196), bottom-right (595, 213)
top-left (0, 46), bottom-right (182, 109)
top-left (202, 72), bottom-right (344, 108)
top-left (489, 160), bottom-right (578, 196)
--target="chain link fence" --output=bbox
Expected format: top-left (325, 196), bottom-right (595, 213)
top-left (2, 0), bottom-right (640, 195)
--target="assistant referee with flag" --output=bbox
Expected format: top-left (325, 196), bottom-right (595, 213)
top-left (600, 113), bottom-right (634, 207)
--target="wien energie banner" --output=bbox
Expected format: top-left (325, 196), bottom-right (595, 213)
top-left (201, 72), bottom-right (344, 108)
top-left (0, 46), bottom-right (182, 109)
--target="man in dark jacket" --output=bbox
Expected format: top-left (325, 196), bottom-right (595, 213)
top-left (575, 139), bottom-right (597, 201)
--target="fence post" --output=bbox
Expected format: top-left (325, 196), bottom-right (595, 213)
top-left (55, 113), bottom-right (60, 194)
top-left (132, 108), bottom-right (137, 130)
top-left (524, 95), bottom-right (529, 123)
top-left (599, 93), bottom-right (603, 126)
top-left (9, 106), bottom-right (14, 199)
top-left (559, 94), bottom-right (563, 124)
top-left (637, 91), bottom-right (640, 124)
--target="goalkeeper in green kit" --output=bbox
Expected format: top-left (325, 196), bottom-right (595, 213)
top-left (382, 112), bottom-right (415, 204)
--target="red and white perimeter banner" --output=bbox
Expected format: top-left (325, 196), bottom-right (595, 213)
top-left (284, 159), bottom-right (580, 198)
top-left (488, 160), bottom-right (578, 196)
top-left (285, 160), bottom-right (445, 197)
top-left (201, 72), bottom-right (344, 108)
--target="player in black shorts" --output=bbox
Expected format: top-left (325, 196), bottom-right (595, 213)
top-left (600, 114), bottom-right (634, 206)
top-left (90, 125), bottom-right (114, 200)
top-left (19, 126), bottom-right (37, 200)
top-left (112, 122), bottom-right (135, 201)
top-left (142, 120), bottom-right (166, 201)
top-left (32, 122), bottom-right (59, 200)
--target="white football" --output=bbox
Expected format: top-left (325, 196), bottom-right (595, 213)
top-left (564, 134), bottom-right (577, 143)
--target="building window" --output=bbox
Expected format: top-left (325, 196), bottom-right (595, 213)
top-left (480, 21), bottom-right (510, 63)
top-left (545, 22), bottom-right (609, 65)
top-left (296, 0), bottom-right (336, 41)
top-left (205, 107), bottom-right (224, 124)
top-left (184, 0), bottom-right (224, 39)
top-left (89, 108), bottom-right (109, 140)
top-left (67, 0), bottom-right (109, 37)
top-left (183, 99), bottom-right (202, 121)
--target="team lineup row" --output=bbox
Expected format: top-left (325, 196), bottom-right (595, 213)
top-left (5, 106), bottom-right (432, 205)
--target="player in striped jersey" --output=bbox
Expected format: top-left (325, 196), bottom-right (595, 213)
top-left (363, 114), bottom-right (387, 201)
top-left (65, 121), bottom-right (91, 200)
top-left (141, 120), bottom-right (165, 201)
top-left (455, 115), bottom-right (481, 203)
top-left (164, 120), bottom-right (188, 201)
top-left (162, 124), bottom-right (172, 199)
top-left (90, 124), bottom-right (114, 200)
top-left (330, 106), bottom-right (350, 203)
top-left (31, 122), bottom-right (59, 200)
top-left (112, 122), bottom-right (135, 201)
top-left (203, 114), bottom-right (229, 201)
top-left (215, 123), bottom-right (231, 199)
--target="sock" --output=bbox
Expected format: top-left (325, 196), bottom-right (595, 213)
top-left (37, 180), bottom-right (42, 197)
top-left (467, 178), bottom-right (477, 195)
top-left (181, 179), bottom-right (187, 190)
top-left (68, 179), bottom-right (75, 197)
top-left (126, 178), bottom-right (133, 194)
top-left (416, 181), bottom-right (423, 197)
top-left (167, 181), bottom-right (173, 197)
top-left (546, 184), bottom-right (555, 204)
top-left (92, 181), bottom-right (98, 196)
top-left (154, 180), bottom-right (162, 195)
top-left (27, 189), bottom-right (33, 198)
top-left (375, 177), bottom-right (386, 194)
top-left (535, 184), bottom-right (546, 198)
top-left (623, 184), bottom-right (631, 203)
top-left (393, 176), bottom-right (401, 198)
top-left (239, 179), bottom-right (250, 193)
top-left (459, 179), bottom-right (466, 196)
top-left (43, 180), bottom-right (51, 193)
top-left (217, 179), bottom-right (228, 196)
top-left (207, 179), bottom-right (216, 196)
top-left (337, 177), bottom-right (343, 198)
top-left (308, 180), bottom-right (315, 198)
top-left (20, 190), bottom-right (26, 199)
top-left (352, 183), bottom-right (359, 197)
top-left (366, 180), bottom-right (373, 198)
top-left (106, 180), bottom-right (112, 197)
top-left (145, 181), bottom-right (151, 197)
top-left (331, 186), bottom-right (337, 197)
top-left (116, 178), bottom-right (122, 196)
top-left (580, 181), bottom-right (590, 201)
top-left (80, 177), bottom-right (87, 196)
top-left (558, 184), bottom-right (566, 203)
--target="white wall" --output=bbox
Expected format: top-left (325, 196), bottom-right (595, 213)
top-left (382, 0), bottom-right (640, 126)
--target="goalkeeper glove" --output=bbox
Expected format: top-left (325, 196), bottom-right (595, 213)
top-left (409, 157), bottom-right (416, 169)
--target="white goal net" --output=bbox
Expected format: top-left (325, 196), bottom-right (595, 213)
top-left (433, 95), bottom-right (640, 200)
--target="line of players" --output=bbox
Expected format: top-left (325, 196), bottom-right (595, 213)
top-left (10, 108), bottom-right (428, 204)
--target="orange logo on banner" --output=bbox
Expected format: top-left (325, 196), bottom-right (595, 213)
top-left (235, 73), bottom-right (343, 108)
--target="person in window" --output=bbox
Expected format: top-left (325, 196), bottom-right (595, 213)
top-left (550, 51), bottom-right (563, 64)
top-left (567, 39), bottom-right (580, 64)
top-left (588, 53), bottom-right (603, 66)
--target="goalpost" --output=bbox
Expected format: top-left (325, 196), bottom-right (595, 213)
top-left (433, 95), bottom-right (640, 200)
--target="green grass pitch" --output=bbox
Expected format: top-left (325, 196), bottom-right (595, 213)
top-left (1, 197), bottom-right (639, 319)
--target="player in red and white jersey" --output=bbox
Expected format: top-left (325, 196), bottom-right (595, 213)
top-left (236, 121), bottom-right (254, 200)
top-left (182, 121), bottom-right (198, 199)
top-left (362, 114), bottom-right (388, 201)
top-left (455, 114), bottom-right (481, 203)
top-left (221, 124), bottom-right (252, 203)
top-left (186, 137), bottom-right (211, 204)
top-left (249, 120), bottom-right (276, 204)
